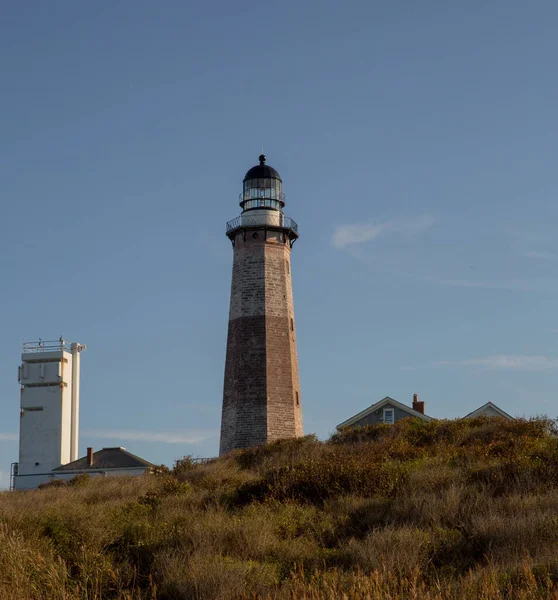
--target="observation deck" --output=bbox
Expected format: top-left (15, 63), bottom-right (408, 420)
top-left (226, 212), bottom-right (298, 239)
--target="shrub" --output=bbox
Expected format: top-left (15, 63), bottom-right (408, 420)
top-left (156, 553), bottom-right (279, 600)
top-left (234, 434), bottom-right (320, 472)
top-left (2, 417), bottom-right (558, 598)
top-left (233, 455), bottom-right (407, 506)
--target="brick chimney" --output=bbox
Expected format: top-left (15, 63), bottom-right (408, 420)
top-left (87, 447), bottom-right (94, 466)
top-left (412, 393), bottom-right (425, 414)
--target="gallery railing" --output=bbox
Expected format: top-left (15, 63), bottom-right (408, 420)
top-left (226, 214), bottom-right (298, 235)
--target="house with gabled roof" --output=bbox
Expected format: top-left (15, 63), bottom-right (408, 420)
top-left (336, 394), bottom-right (433, 430)
top-left (14, 446), bottom-right (156, 490)
top-left (48, 447), bottom-right (155, 482)
top-left (463, 402), bottom-right (513, 420)
top-left (336, 395), bottom-right (515, 431)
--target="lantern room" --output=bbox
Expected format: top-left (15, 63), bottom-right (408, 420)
top-left (240, 154), bottom-right (285, 211)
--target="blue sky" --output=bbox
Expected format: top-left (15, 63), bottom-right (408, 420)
top-left (2, 1), bottom-right (558, 488)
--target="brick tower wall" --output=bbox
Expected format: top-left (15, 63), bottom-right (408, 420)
top-left (220, 228), bottom-right (303, 455)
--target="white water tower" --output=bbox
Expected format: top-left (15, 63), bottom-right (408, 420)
top-left (15, 338), bottom-right (86, 489)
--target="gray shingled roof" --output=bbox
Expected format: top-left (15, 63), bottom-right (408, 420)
top-left (53, 447), bottom-right (155, 472)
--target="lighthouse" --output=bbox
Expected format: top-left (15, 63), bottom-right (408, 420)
top-left (220, 155), bottom-right (303, 455)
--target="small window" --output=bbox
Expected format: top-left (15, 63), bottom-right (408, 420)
top-left (286, 260), bottom-right (290, 274)
top-left (295, 391), bottom-right (300, 406)
top-left (23, 406), bottom-right (43, 412)
top-left (290, 318), bottom-right (294, 332)
top-left (383, 408), bottom-right (394, 424)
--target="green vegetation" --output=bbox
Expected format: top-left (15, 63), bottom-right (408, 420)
top-left (2, 417), bottom-right (558, 599)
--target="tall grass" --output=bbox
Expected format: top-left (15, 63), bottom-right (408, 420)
top-left (1, 417), bottom-right (558, 598)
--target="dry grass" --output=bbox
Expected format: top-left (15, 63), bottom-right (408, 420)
top-left (2, 417), bottom-right (558, 598)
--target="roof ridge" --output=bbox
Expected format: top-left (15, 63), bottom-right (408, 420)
top-left (52, 447), bottom-right (155, 471)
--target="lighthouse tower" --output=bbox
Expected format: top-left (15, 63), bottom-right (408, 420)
top-left (220, 155), bottom-right (303, 455)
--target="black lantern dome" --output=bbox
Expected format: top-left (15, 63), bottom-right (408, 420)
top-left (243, 154), bottom-right (282, 182)
top-left (240, 155), bottom-right (285, 211)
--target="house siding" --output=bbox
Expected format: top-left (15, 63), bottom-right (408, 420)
top-left (347, 403), bottom-right (419, 428)
top-left (338, 398), bottom-right (512, 431)
top-left (475, 406), bottom-right (502, 418)
top-left (465, 405), bottom-right (513, 419)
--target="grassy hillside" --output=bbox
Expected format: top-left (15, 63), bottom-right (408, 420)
top-left (2, 417), bottom-right (558, 599)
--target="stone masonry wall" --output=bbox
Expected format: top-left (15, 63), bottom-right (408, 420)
top-left (220, 234), bottom-right (267, 455)
top-left (220, 227), bottom-right (303, 455)
top-left (264, 233), bottom-right (303, 441)
top-left (220, 316), bottom-right (267, 453)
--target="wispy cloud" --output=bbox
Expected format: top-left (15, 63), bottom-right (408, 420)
top-left (332, 215), bottom-right (434, 249)
top-left (0, 433), bottom-right (17, 441)
top-left (522, 250), bottom-right (558, 261)
top-left (502, 227), bottom-right (543, 244)
top-left (82, 429), bottom-right (217, 444)
top-left (434, 355), bottom-right (558, 371)
top-left (503, 228), bottom-right (556, 261)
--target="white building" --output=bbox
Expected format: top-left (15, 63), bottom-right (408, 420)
top-left (14, 338), bottom-right (85, 490)
top-left (12, 338), bottom-right (155, 491)
top-left (11, 338), bottom-right (155, 490)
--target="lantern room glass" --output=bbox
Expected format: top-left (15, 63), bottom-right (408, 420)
top-left (241, 176), bottom-right (283, 211)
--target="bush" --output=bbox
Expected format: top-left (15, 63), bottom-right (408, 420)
top-left (1, 417), bottom-right (558, 598)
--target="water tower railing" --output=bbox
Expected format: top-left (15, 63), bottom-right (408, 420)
top-left (23, 338), bottom-right (71, 353)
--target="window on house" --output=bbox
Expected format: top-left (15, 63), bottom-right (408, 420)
top-left (295, 391), bottom-right (299, 406)
top-left (286, 260), bottom-right (290, 274)
top-left (290, 318), bottom-right (294, 332)
top-left (383, 408), bottom-right (394, 424)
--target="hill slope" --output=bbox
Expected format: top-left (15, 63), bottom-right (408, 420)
top-left (2, 417), bottom-right (558, 599)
